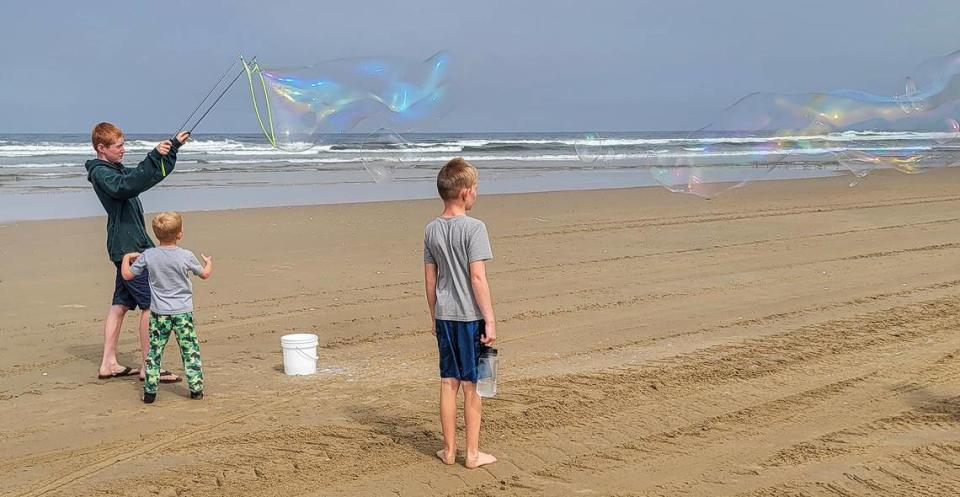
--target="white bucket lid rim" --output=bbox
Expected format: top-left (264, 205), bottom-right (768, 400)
top-left (281, 333), bottom-right (319, 345)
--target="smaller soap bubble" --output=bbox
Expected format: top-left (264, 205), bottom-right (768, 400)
top-left (899, 77), bottom-right (925, 113)
top-left (575, 132), bottom-right (607, 164)
top-left (649, 164), bottom-right (776, 198)
top-left (360, 129), bottom-right (419, 183)
top-left (937, 117), bottom-right (960, 145)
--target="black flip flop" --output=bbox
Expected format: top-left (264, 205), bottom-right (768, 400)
top-left (97, 366), bottom-right (139, 380)
top-left (139, 370), bottom-right (182, 383)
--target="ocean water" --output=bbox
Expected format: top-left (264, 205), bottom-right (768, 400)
top-left (0, 131), bottom-right (956, 222)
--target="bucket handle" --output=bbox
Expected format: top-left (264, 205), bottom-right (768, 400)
top-left (292, 346), bottom-right (318, 362)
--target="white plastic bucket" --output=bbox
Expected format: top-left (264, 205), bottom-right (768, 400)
top-left (281, 333), bottom-right (319, 375)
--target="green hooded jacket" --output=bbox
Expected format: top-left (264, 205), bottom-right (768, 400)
top-left (85, 143), bottom-right (179, 262)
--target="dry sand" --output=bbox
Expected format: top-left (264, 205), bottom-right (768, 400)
top-left (3, 169), bottom-right (960, 496)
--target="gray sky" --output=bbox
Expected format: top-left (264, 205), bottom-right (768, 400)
top-left (1, 0), bottom-right (958, 133)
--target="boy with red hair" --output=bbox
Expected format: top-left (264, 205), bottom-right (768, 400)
top-left (86, 122), bottom-right (189, 382)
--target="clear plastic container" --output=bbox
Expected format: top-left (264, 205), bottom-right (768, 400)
top-left (476, 347), bottom-right (499, 398)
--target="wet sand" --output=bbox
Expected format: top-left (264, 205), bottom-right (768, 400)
top-left (3, 169), bottom-right (960, 496)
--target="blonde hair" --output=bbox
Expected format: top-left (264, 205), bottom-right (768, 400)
top-left (152, 211), bottom-right (183, 243)
top-left (437, 157), bottom-right (478, 200)
top-left (91, 122), bottom-right (123, 151)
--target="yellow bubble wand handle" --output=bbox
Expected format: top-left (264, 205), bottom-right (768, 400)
top-left (242, 56), bottom-right (277, 147)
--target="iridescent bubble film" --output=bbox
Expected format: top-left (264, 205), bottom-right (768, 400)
top-left (244, 52), bottom-right (453, 177)
top-left (578, 50), bottom-right (960, 198)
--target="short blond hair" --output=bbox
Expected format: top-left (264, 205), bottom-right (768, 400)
top-left (437, 157), bottom-right (478, 200)
top-left (91, 122), bottom-right (123, 151)
top-left (152, 212), bottom-right (183, 243)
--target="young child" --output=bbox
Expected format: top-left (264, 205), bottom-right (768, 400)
top-left (87, 123), bottom-right (190, 383)
top-left (121, 212), bottom-right (212, 404)
top-left (423, 157), bottom-right (498, 469)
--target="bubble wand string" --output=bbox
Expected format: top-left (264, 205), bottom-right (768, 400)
top-left (175, 58), bottom-right (244, 134)
top-left (186, 55), bottom-right (257, 134)
top-left (159, 56), bottom-right (256, 177)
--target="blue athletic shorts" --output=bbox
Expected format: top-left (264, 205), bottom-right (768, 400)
top-left (436, 319), bottom-right (486, 382)
top-left (112, 261), bottom-right (151, 310)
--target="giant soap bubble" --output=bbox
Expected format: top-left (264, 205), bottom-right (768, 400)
top-left (578, 49), bottom-right (960, 197)
top-left (243, 52), bottom-right (454, 180)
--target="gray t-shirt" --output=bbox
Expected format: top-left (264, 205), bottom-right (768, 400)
top-left (423, 215), bottom-right (493, 321)
top-left (129, 246), bottom-right (204, 315)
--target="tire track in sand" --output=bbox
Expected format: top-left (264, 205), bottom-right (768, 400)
top-left (49, 293), bottom-right (960, 497)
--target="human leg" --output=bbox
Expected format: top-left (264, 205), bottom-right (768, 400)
top-left (136, 311), bottom-right (180, 382)
top-left (100, 264), bottom-right (142, 377)
top-left (98, 304), bottom-right (137, 377)
top-left (143, 314), bottom-right (174, 398)
top-left (463, 381), bottom-right (496, 469)
top-left (171, 313), bottom-right (203, 395)
top-left (437, 378), bottom-right (459, 464)
top-left (138, 309), bottom-right (150, 372)
top-left (435, 320), bottom-right (463, 465)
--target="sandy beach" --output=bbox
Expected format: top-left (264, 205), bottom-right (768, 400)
top-left (3, 168), bottom-right (960, 496)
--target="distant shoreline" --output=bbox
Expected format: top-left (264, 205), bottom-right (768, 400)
top-left (0, 167), bottom-right (844, 223)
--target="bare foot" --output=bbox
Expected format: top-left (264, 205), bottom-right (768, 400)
top-left (465, 452), bottom-right (497, 469)
top-left (436, 449), bottom-right (455, 465)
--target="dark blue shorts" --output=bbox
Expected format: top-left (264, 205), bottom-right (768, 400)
top-left (436, 319), bottom-right (486, 382)
top-left (112, 261), bottom-right (150, 310)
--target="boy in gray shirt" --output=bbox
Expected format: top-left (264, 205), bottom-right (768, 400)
top-left (424, 157), bottom-right (498, 469)
top-left (122, 211), bottom-right (213, 404)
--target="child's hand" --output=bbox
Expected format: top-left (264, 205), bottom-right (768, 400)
top-left (125, 252), bottom-right (141, 262)
top-left (155, 140), bottom-right (173, 156)
top-left (156, 132), bottom-right (191, 156)
top-left (198, 253), bottom-right (214, 280)
top-left (481, 322), bottom-right (497, 346)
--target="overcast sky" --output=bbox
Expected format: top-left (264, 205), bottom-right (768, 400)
top-left (1, 0), bottom-right (957, 133)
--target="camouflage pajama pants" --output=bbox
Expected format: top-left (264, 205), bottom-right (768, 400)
top-left (145, 312), bottom-right (203, 394)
